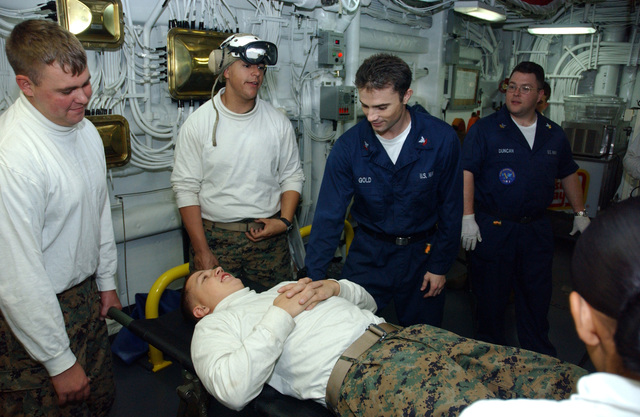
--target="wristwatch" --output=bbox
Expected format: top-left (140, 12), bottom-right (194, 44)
top-left (574, 210), bottom-right (588, 217)
top-left (279, 217), bottom-right (293, 233)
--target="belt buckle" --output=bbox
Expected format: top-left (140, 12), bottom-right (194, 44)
top-left (395, 237), bottom-right (409, 246)
top-left (367, 323), bottom-right (388, 341)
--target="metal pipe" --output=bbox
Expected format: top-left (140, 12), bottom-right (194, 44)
top-left (594, 26), bottom-right (626, 96)
top-left (359, 27), bottom-right (428, 53)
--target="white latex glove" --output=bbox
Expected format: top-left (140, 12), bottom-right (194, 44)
top-left (570, 215), bottom-right (591, 235)
top-left (461, 214), bottom-right (482, 251)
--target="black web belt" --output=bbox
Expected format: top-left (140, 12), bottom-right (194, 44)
top-left (358, 223), bottom-right (437, 246)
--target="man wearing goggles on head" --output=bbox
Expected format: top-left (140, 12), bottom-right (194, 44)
top-left (171, 33), bottom-right (304, 291)
top-left (219, 37), bottom-right (277, 67)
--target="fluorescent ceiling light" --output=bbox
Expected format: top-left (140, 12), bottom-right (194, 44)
top-left (527, 24), bottom-right (596, 35)
top-left (453, 1), bottom-right (506, 23)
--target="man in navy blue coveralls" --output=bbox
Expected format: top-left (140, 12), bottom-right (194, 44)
top-left (461, 62), bottom-right (590, 356)
top-left (305, 54), bottom-right (463, 327)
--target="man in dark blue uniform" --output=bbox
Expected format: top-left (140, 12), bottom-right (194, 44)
top-left (305, 54), bottom-right (463, 327)
top-left (461, 62), bottom-right (590, 356)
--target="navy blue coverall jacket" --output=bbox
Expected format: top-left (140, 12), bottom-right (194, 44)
top-left (462, 104), bottom-right (578, 355)
top-left (305, 105), bottom-right (463, 326)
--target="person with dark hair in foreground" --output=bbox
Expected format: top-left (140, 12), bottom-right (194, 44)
top-left (182, 269), bottom-right (586, 416)
top-left (461, 196), bottom-right (640, 416)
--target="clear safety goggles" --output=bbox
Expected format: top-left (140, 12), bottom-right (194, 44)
top-left (227, 41), bottom-right (278, 66)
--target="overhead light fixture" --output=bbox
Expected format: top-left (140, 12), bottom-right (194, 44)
top-left (87, 115), bottom-right (131, 168)
top-left (166, 28), bottom-right (229, 100)
top-left (527, 24), bottom-right (596, 35)
top-left (56, 0), bottom-right (124, 49)
top-left (453, 1), bottom-right (506, 23)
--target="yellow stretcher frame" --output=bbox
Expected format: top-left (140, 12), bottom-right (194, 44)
top-left (145, 263), bottom-right (190, 372)
top-left (143, 220), bottom-right (353, 371)
top-left (299, 220), bottom-right (353, 254)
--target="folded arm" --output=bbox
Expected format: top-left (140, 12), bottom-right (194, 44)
top-left (192, 306), bottom-right (296, 410)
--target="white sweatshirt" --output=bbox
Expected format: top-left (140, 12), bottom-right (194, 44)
top-left (191, 279), bottom-right (382, 410)
top-left (0, 94), bottom-right (117, 376)
top-left (171, 89), bottom-right (305, 222)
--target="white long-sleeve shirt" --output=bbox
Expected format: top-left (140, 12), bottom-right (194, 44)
top-left (623, 133), bottom-right (640, 180)
top-left (191, 280), bottom-right (383, 411)
top-left (460, 373), bottom-right (640, 417)
top-left (0, 94), bottom-right (117, 376)
top-left (171, 89), bottom-right (305, 222)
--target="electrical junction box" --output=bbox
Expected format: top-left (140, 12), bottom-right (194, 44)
top-left (320, 86), bottom-right (356, 121)
top-left (318, 30), bottom-right (345, 66)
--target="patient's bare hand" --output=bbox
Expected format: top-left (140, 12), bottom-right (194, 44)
top-left (273, 292), bottom-right (313, 318)
top-left (277, 278), bottom-right (340, 310)
top-left (278, 278), bottom-right (315, 297)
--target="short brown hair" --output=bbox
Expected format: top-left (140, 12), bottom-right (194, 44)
top-left (355, 53), bottom-right (412, 101)
top-left (180, 272), bottom-right (200, 323)
top-left (510, 61), bottom-right (545, 90)
top-left (5, 19), bottom-right (87, 85)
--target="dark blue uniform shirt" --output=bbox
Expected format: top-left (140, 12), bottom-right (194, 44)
top-left (306, 105), bottom-right (463, 279)
top-left (462, 105), bottom-right (578, 219)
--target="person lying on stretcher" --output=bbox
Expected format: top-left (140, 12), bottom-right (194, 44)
top-left (181, 269), bottom-right (585, 416)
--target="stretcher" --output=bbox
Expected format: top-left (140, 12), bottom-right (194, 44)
top-left (107, 222), bottom-right (354, 416)
top-left (107, 268), bottom-right (332, 416)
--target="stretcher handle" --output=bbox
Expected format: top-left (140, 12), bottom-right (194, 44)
top-left (107, 306), bottom-right (133, 327)
top-left (145, 262), bottom-right (190, 372)
top-left (299, 220), bottom-right (353, 255)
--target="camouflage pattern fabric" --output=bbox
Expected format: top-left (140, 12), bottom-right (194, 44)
top-left (191, 220), bottom-right (293, 291)
top-left (336, 325), bottom-right (587, 416)
top-left (0, 277), bottom-right (115, 417)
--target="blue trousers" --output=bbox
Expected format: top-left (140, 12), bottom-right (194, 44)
top-left (341, 229), bottom-right (445, 327)
top-left (468, 212), bottom-right (556, 356)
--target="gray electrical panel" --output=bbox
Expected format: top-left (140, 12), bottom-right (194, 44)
top-left (320, 86), bottom-right (356, 121)
top-left (318, 30), bottom-right (345, 66)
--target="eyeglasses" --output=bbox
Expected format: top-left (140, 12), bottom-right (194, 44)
top-left (506, 84), bottom-right (538, 95)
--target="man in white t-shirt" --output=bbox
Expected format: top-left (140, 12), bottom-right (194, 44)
top-left (0, 19), bottom-right (121, 416)
top-left (171, 33), bottom-right (304, 290)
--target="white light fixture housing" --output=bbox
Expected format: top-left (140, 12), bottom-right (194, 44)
top-left (527, 24), bottom-right (596, 35)
top-left (453, 1), bottom-right (507, 23)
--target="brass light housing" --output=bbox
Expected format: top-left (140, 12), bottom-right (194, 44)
top-left (56, 0), bottom-right (124, 49)
top-left (87, 114), bottom-right (131, 168)
top-left (167, 28), bottom-right (229, 100)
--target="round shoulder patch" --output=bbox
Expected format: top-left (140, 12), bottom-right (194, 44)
top-left (498, 168), bottom-right (516, 185)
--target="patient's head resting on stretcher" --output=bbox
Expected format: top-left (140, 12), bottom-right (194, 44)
top-left (182, 268), bottom-right (339, 323)
top-left (181, 267), bottom-right (245, 322)
top-left (570, 196), bottom-right (640, 380)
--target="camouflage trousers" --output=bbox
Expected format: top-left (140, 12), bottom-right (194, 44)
top-left (0, 277), bottom-right (115, 417)
top-left (336, 324), bottom-right (587, 417)
top-left (193, 219), bottom-right (294, 291)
